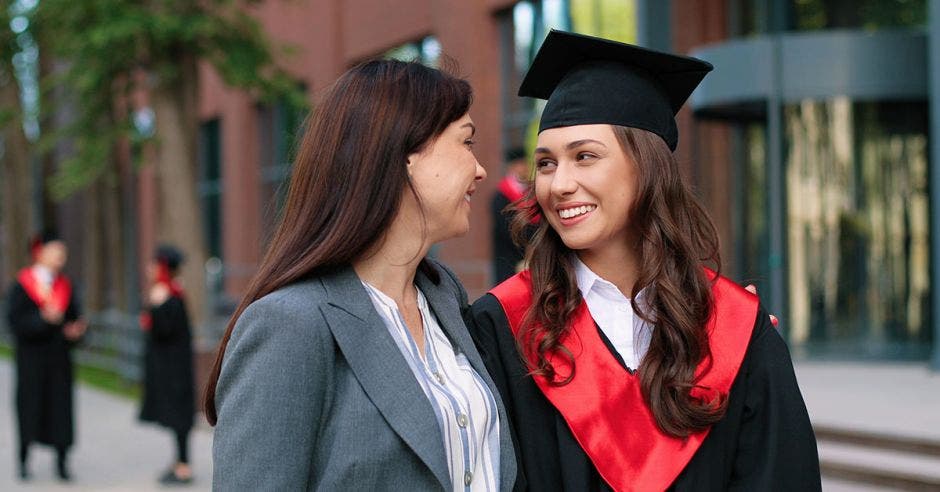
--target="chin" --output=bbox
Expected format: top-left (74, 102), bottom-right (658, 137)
top-left (558, 233), bottom-right (599, 251)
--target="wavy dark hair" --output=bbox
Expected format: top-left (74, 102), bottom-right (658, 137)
top-left (203, 59), bottom-right (472, 425)
top-left (511, 125), bottom-right (725, 437)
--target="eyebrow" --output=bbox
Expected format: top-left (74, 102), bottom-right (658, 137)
top-left (461, 122), bottom-right (476, 137)
top-left (534, 139), bottom-right (607, 154)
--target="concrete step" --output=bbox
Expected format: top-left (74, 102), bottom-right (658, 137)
top-left (817, 428), bottom-right (940, 492)
top-left (816, 426), bottom-right (940, 457)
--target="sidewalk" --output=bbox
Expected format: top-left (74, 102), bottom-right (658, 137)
top-left (0, 359), bottom-right (213, 491)
top-left (794, 361), bottom-right (940, 441)
top-left (1, 357), bottom-right (936, 491)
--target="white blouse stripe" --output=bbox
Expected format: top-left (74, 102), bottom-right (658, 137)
top-left (362, 282), bottom-right (500, 492)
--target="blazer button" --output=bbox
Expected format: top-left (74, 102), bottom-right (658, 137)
top-left (457, 414), bottom-right (468, 428)
top-left (464, 471), bottom-right (473, 486)
top-left (434, 372), bottom-right (444, 385)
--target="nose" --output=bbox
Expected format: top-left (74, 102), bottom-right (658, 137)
top-left (549, 162), bottom-right (577, 197)
top-left (475, 161), bottom-right (487, 181)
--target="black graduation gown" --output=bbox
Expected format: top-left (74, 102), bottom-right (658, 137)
top-left (139, 295), bottom-right (195, 434)
top-left (492, 190), bottom-right (524, 284)
top-left (468, 294), bottom-right (822, 491)
top-left (5, 280), bottom-right (81, 451)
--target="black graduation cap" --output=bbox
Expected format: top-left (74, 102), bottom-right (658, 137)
top-left (155, 245), bottom-right (185, 271)
top-left (29, 229), bottom-right (60, 253)
top-left (504, 147), bottom-right (527, 163)
top-left (519, 30), bottom-right (713, 151)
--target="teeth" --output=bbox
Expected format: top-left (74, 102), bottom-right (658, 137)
top-left (559, 205), bottom-right (595, 219)
top-left (465, 193), bottom-right (472, 202)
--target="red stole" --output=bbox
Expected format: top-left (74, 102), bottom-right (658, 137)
top-left (140, 264), bottom-right (184, 331)
top-left (489, 270), bottom-right (758, 492)
top-left (17, 267), bottom-right (72, 314)
top-left (497, 175), bottom-right (526, 202)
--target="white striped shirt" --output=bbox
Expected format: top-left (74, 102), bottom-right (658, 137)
top-left (362, 282), bottom-right (500, 492)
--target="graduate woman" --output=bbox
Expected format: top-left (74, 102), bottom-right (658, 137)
top-left (5, 231), bottom-right (86, 481)
top-left (206, 59), bottom-right (516, 490)
top-left (139, 245), bottom-right (196, 485)
top-left (469, 31), bottom-right (820, 491)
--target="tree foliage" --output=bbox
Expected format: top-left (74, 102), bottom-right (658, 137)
top-left (32, 0), bottom-right (305, 198)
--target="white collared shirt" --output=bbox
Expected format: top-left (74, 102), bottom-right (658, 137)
top-left (31, 265), bottom-right (54, 288)
top-left (362, 282), bottom-right (500, 492)
top-left (573, 257), bottom-right (653, 370)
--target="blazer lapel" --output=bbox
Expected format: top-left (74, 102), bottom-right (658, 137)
top-left (416, 268), bottom-right (518, 492)
top-left (318, 266), bottom-right (451, 491)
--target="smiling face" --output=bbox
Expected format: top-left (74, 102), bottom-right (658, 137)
top-left (407, 113), bottom-right (487, 243)
top-left (534, 124), bottom-right (638, 254)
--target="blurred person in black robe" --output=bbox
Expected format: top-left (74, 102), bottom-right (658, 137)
top-left (5, 230), bottom-right (86, 481)
top-left (492, 147), bottom-right (532, 284)
top-left (138, 245), bottom-right (195, 485)
top-left (468, 31), bottom-right (820, 491)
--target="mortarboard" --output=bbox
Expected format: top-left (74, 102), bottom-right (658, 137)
top-left (155, 245), bottom-right (185, 271)
top-left (519, 30), bottom-right (713, 151)
top-left (29, 229), bottom-right (61, 256)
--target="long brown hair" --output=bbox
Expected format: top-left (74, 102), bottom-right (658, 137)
top-left (511, 126), bottom-right (724, 437)
top-left (203, 59), bottom-right (472, 425)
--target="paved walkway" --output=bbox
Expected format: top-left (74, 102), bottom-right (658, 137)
top-left (0, 359), bottom-right (212, 491)
top-left (794, 360), bottom-right (940, 441)
top-left (1, 357), bottom-right (937, 491)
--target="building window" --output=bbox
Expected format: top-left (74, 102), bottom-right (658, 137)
top-left (198, 119), bottom-right (222, 260)
top-left (258, 91), bottom-right (307, 243)
top-left (729, 0), bottom-right (926, 36)
top-left (783, 99), bottom-right (930, 357)
top-left (384, 36), bottom-right (442, 67)
top-left (499, 0), bottom-right (636, 153)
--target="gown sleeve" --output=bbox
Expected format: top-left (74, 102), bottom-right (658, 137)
top-left (5, 282), bottom-right (56, 342)
top-left (727, 307), bottom-right (821, 491)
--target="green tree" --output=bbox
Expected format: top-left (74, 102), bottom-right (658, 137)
top-left (33, 0), bottom-right (303, 322)
top-left (0, 2), bottom-right (35, 282)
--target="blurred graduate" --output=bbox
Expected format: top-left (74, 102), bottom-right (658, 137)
top-left (139, 245), bottom-right (196, 485)
top-left (5, 230), bottom-right (86, 481)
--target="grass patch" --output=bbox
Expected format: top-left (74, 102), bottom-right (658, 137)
top-left (75, 364), bottom-right (141, 400)
top-left (0, 342), bottom-right (140, 400)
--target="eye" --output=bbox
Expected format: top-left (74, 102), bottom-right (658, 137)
top-left (576, 152), bottom-right (597, 162)
top-left (535, 158), bottom-right (556, 172)
top-left (464, 139), bottom-right (476, 149)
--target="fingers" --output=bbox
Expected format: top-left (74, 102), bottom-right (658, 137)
top-left (744, 284), bottom-right (757, 295)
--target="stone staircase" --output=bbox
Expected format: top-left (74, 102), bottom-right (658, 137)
top-left (817, 425), bottom-right (940, 491)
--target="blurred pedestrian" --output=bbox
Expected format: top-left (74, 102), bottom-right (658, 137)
top-left (205, 59), bottom-right (516, 490)
top-left (491, 147), bottom-right (531, 284)
top-left (139, 245), bottom-right (196, 485)
top-left (5, 230), bottom-right (86, 481)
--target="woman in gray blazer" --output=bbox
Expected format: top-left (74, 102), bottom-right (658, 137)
top-left (204, 59), bottom-right (516, 491)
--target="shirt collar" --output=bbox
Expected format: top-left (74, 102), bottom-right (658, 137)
top-left (31, 265), bottom-right (54, 286)
top-left (572, 256), bottom-right (655, 309)
top-left (573, 256), bottom-right (628, 302)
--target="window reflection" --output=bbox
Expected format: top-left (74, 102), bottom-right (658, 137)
top-left (729, 0), bottom-right (926, 36)
top-left (784, 99), bottom-right (930, 355)
top-left (501, 0), bottom-right (636, 153)
top-left (384, 36), bottom-right (442, 67)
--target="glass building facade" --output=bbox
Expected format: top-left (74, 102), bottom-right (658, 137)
top-left (688, 0), bottom-right (934, 361)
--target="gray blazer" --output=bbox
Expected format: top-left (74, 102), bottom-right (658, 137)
top-left (212, 259), bottom-right (517, 491)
